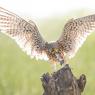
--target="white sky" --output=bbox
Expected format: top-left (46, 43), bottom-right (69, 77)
top-left (0, 0), bottom-right (95, 19)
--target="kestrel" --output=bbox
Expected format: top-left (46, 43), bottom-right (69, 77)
top-left (0, 7), bottom-right (95, 66)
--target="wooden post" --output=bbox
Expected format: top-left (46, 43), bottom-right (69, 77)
top-left (41, 64), bottom-right (86, 95)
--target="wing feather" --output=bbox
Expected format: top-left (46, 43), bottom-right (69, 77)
top-left (0, 7), bottom-right (48, 60)
top-left (57, 15), bottom-right (95, 58)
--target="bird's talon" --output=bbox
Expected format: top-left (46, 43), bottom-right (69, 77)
top-left (59, 60), bottom-right (64, 65)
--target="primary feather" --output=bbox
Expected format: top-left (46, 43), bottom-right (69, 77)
top-left (0, 7), bottom-right (48, 60)
top-left (57, 15), bottom-right (95, 58)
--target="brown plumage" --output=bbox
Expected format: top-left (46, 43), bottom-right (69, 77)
top-left (0, 7), bottom-right (95, 65)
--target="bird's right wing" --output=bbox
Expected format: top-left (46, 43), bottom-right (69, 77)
top-left (0, 7), bottom-right (48, 60)
top-left (57, 14), bottom-right (95, 58)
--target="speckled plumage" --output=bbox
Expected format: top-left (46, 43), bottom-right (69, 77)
top-left (0, 7), bottom-right (95, 65)
top-left (57, 15), bottom-right (95, 58)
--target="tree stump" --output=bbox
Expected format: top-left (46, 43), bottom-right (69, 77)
top-left (41, 64), bottom-right (86, 95)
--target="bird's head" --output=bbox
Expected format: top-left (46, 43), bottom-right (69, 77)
top-left (46, 42), bottom-right (64, 65)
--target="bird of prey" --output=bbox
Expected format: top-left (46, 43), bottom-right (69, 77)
top-left (0, 7), bottom-right (95, 66)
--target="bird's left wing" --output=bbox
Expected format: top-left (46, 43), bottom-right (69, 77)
top-left (0, 7), bottom-right (48, 60)
top-left (57, 14), bottom-right (95, 58)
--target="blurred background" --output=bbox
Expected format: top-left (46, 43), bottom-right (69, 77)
top-left (0, 0), bottom-right (95, 95)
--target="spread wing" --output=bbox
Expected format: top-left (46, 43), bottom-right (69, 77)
top-left (0, 7), bottom-right (48, 60)
top-left (57, 14), bottom-right (95, 58)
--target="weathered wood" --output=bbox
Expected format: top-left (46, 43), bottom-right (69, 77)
top-left (41, 64), bottom-right (86, 95)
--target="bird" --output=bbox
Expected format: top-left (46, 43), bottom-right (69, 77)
top-left (0, 7), bottom-right (95, 67)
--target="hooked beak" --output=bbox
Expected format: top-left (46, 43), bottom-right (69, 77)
top-left (55, 53), bottom-right (64, 65)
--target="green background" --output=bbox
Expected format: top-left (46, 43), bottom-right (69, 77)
top-left (0, 10), bottom-right (95, 95)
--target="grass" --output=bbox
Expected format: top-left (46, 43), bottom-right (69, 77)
top-left (0, 10), bottom-right (95, 95)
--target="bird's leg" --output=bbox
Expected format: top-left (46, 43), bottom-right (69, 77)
top-left (64, 54), bottom-right (69, 64)
top-left (60, 55), bottom-right (69, 67)
top-left (52, 64), bottom-right (57, 72)
top-left (50, 61), bottom-right (57, 72)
